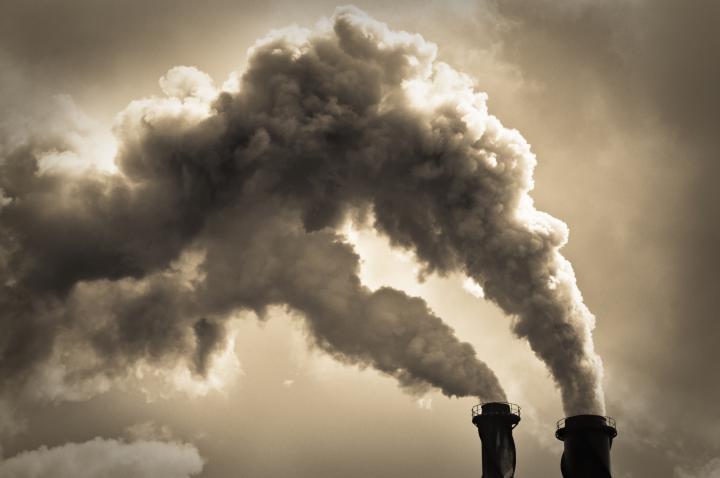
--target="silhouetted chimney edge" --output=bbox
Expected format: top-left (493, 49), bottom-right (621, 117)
top-left (472, 402), bottom-right (521, 478)
top-left (556, 414), bottom-right (618, 478)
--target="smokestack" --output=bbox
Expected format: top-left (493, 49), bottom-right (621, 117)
top-left (555, 415), bottom-right (618, 478)
top-left (471, 402), bottom-right (521, 478)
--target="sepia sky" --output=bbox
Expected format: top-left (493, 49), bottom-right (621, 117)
top-left (1, 1), bottom-right (719, 477)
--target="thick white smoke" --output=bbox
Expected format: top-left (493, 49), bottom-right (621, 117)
top-left (0, 7), bottom-right (605, 414)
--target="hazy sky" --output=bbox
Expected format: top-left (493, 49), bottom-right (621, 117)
top-left (1, 1), bottom-right (719, 477)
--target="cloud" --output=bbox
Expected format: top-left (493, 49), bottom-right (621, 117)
top-left (675, 457), bottom-right (720, 478)
top-left (0, 438), bottom-right (204, 478)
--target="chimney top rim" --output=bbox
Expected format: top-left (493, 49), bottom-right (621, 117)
top-left (471, 401), bottom-right (521, 419)
top-left (556, 414), bottom-right (617, 440)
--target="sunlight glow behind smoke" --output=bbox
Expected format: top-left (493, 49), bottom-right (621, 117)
top-left (462, 278), bottom-right (485, 299)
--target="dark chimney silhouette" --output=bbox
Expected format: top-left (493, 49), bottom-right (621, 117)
top-left (471, 402), bottom-right (521, 478)
top-left (556, 415), bottom-right (618, 478)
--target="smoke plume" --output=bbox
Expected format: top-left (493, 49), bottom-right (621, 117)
top-left (0, 7), bottom-right (605, 413)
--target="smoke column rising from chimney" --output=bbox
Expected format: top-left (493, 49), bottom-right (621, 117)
top-left (0, 7), bottom-right (603, 413)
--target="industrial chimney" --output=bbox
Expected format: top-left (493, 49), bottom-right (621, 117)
top-left (471, 402), bottom-right (521, 478)
top-left (555, 415), bottom-right (618, 478)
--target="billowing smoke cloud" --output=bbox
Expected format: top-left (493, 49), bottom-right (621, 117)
top-left (0, 437), bottom-right (204, 478)
top-left (0, 38), bottom-right (504, 403)
top-left (0, 6), bottom-right (605, 414)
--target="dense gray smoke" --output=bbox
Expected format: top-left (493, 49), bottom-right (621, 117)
top-left (0, 7), bottom-right (605, 413)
